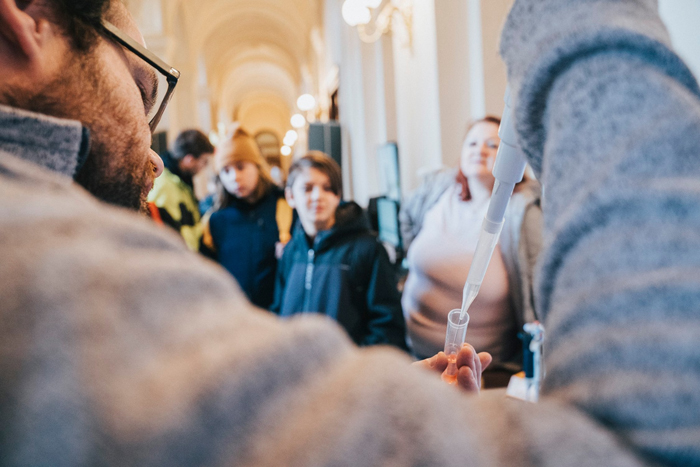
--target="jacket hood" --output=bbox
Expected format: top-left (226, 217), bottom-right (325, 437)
top-left (333, 201), bottom-right (369, 232)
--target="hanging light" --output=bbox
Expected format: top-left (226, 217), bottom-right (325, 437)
top-left (342, 0), bottom-right (371, 27)
top-left (281, 145), bottom-right (292, 156)
top-left (283, 132), bottom-right (298, 147)
top-left (362, 0), bottom-right (382, 9)
top-left (297, 94), bottom-right (316, 111)
top-left (291, 113), bottom-right (306, 128)
top-left (342, 0), bottom-right (412, 47)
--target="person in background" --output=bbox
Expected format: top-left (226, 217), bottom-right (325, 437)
top-left (202, 127), bottom-right (292, 308)
top-left (402, 116), bottom-right (542, 368)
top-left (271, 152), bottom-right (408, 350)
top-left (147, 129), bottom-right (213, 251)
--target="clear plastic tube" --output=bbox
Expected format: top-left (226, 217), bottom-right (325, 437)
top-left (446, 86), bottom-right (528, 378)
top-left (441, 309), bottom-right (470, 384)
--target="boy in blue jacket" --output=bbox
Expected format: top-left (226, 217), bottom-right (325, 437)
top-left (271, 152), bottom-right (408, 350)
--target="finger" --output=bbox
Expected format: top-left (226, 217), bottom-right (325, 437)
top-left (432, 352), bottom-right (448, 372)
top-left (456, 366), bottom-right (479, 393)
top-left (476, 352), bottom-right (492, 388)
top-left (456, 345), bottom-right (479, 388)
top-left (413, 352), bottom-right (448, 373)
top-left (474, 348), bottom-right (482, 387)
top-left (456, 344), bottom-right (477, 370)
top-left (478, 352), bottom-right (492, 372)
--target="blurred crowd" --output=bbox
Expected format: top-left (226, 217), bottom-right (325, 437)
top-left (151, 117), bottom-right (543, 384)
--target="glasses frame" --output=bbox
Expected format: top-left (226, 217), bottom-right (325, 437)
top-left (101, 20), bottom-right (181, 133)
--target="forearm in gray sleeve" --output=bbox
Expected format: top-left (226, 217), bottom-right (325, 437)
top-left (500, 1), bottom-right (700, 465)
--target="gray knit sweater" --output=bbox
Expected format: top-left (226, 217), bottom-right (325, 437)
top-left (1, 0), bottom-right (698, 465)
top-left (501, 0), bottom-right (700, 465)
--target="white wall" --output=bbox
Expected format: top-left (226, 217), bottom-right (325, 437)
top-left (659, 0), bottom-right (700, 80)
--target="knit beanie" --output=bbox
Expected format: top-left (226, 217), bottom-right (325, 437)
top-left (214, 126), bottom-right (267, 173)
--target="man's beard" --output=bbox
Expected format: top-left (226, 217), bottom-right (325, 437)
top-left (68, 55), bottom-right (156, 213)
top-left (73, 137), bottom-right (154, 212)
top-left (3, 48), bottom-right (155, 212)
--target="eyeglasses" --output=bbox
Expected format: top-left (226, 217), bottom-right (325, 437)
top-left (101, 20), bottom-right (180, 133)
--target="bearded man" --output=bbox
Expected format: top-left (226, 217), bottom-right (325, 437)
top-left (0, 1), bottom-right (489, 465)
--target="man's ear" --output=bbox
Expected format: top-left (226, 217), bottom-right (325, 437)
top-left (0, 0), bottom-right (45, 62)
top-left (285, 187), bottom-right (296, 209)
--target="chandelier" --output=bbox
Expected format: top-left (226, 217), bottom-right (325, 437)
top-left (341, 0), bottom-right (413, 47)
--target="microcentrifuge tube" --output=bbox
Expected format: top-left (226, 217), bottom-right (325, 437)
top-left (441, 309), bottom-right (470, 385)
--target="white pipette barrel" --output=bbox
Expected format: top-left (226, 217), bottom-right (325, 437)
top-left (459, 87), bottom-right (527, 320)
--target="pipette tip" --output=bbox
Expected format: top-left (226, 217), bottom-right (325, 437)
top-left (459, 284), bottom-right (479, 320)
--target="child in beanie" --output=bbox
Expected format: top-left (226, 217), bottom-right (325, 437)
top-left (203, 126), bottom-right (292, 309)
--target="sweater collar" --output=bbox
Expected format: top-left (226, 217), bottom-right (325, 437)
top-left (0, 104), bottom-right (90, 178)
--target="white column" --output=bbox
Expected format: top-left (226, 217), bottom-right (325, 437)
top-left (468, 0), bottom-right (486, 120)
top-left (479, 0), bottom-right (512, 117)
top-left (380, 34), bottom-right (398, 143)
top-left (392, 0), bottom-right (443, 194)
top-left (435, 0), bottom-right (472, 170)
top-left (333, 4), bottom-right (398, 206)
top-left (338, 21), bottom-right (365, 202)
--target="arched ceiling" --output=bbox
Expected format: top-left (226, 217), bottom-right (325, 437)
top-left (174, 0), bottom-right (323, 137)
top-left (127, 0), bottom-right (323, 140)
top-left (235, 92), bottom-right (292, 141)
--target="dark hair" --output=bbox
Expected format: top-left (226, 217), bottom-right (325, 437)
top-left (171, 129), bottom-right (215, 161)
top-left (39, 0), bottom-right (112, 51)
top-left (286, 151), bottom-right (342, 197)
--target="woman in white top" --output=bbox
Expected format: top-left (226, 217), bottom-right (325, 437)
top-left (402, 117), bottom-right (542, 362)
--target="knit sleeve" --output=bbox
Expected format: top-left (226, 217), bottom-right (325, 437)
top-left (500, 0), bottom-right (700, 464)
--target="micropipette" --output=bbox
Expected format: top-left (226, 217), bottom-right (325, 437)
top-left (442, 87), bottom-right (528, 381)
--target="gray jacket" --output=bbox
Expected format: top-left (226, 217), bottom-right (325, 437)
top-left (501, 0), bottom-right (700, 465)
top-left (399, 168), bottom-right (458, 250)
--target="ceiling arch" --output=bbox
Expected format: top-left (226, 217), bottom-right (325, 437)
top-left (131, 0), bottom-right (323, 137)
top-left (211, 45), bottom-right (302, 89)
top-left (189, 0), bottom-right (313, 53)
top-left (219, 61), bottom-right (298, 115)
top-left (235, 92), bottom-right (292, 141)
